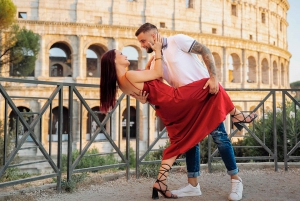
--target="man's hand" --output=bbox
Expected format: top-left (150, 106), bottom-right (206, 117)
top-left (131, 91), bottom-right (149, 104)
top-left (203, 76), bottom-right (219, 94)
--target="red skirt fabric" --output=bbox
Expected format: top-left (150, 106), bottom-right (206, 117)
top-left (143, 78), bottom-right (234, 160)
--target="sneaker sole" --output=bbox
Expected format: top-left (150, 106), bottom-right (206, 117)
top-left (176, 192), bottom-right (202, 197)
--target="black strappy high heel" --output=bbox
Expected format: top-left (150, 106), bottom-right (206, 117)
top-left (231, 108), bottom-right (258, 131)
top-left (152, 164), bottom-right (177, 199)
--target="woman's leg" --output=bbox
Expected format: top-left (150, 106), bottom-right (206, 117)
top-left (152, 155), bottom-right (178, 199)
top-left (229, 108), bottom-right (257, 123)
top-left (229, 107), bottom-right (258, 131)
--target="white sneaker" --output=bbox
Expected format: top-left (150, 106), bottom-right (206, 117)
top-left (228, 177), bottom-right (243, 201)
top-left (171, 183), bottom-right (202, 197)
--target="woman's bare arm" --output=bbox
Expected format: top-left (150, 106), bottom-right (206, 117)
top-left (127, 34), bottom-right (163, 83)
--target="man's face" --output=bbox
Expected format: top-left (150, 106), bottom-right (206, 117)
top-left (137, 30), bottom-right (156, 53)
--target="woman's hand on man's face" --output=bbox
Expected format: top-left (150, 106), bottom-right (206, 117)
top-left (148, 33), bottom-right (162, 52)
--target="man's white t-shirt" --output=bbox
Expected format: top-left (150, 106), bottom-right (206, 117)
top-left (150, 34), bottom-right (209, 88)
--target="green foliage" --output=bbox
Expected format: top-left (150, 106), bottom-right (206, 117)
top-left (9, 26), bottom-right (40, 76)
top-left (61, 173), bottom-right (87, 192)
top-left (139, 153), bottom-right (160, 178)
top-left (61, 148), bottom-right (119, 172)
top-left (233, 102), bottom-right (300, 162)
top-left (0, 0), bottom-right (40, 76)
top-left (290, 81), bottom-right (300, 88)
top-left (0, 117), bottom-right (31, 182)
top-left (0, 0), bottom-right (17, 30)
top-left (139, 140), bottom-right (184, 178)
top-left (0, 167), bottom-right (30, 182)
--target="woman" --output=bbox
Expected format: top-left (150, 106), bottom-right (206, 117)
top-left (100, 36), bottom-right (257, 199)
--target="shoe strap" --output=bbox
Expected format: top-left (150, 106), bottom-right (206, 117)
top-left (155, 164), bottom-right (172, 193)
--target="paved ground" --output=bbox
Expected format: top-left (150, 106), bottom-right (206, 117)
top-left (1, 163), bottom-right (300, 201)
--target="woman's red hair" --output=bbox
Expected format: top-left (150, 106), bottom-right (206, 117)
top-left (100, 49), bottom-right (117, 113)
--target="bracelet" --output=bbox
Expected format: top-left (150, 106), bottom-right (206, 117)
top-left (155, 57), bottom-right (162, 61)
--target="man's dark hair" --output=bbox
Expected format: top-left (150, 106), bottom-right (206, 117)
top-left (135, 23), bottom-right (158, 36)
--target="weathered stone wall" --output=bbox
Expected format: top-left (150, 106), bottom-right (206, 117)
top-left (0, 0), bottom-right (292, 171)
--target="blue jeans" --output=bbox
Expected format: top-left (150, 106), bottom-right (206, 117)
top-left (186, 122), bottom-right (239, 178)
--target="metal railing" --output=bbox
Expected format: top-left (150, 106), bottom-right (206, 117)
top-left (0, 77), bottom-right (299, 191)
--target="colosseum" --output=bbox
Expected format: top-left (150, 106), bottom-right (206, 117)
top-left (0, 0), bottom-right (291, 172)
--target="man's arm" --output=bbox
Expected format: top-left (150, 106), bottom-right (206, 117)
top-left (190, 41), bottom-right (219, 94)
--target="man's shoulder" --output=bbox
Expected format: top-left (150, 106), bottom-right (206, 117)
top-left (168, 34), bottom-right (188, 40)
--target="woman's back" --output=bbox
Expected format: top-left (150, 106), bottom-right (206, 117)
top-left (118, 72), bottom-right (144, 96)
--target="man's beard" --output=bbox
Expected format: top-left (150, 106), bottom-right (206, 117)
top-left (147, 47), bottom-right (153, 53)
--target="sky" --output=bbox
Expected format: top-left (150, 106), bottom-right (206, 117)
top-left (287, 0), bottom-right (300, 83)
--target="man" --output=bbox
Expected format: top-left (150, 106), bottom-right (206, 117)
top-left (133, 23), bottom-right (243, 201)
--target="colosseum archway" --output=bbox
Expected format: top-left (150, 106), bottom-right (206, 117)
top-left (273, 61), bottom-right (278, 86)
top-left (230, 54), bottom-right (241, 83)
top-left (86, 45), bottom-right (106, 78)
top-left (281, 63), bottom-right (285, 87)
top-left (247, 56), bottom-right (257, 83)
top-left (261, 58), bottom-right (269, 85)
top-left (49, 42), bottom-right (73, 77)
top-left (122, 46), bottom-right (139, 70)
top-left (212, 52), bottom-right (222, 82)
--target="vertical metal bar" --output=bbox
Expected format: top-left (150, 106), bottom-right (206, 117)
top-left (67, 86), bottom-right (74, 181)
top-left (3, 99), bottom-right (8, 165)
top-left (294, 102), bottom-right (298, 144)
top-left (40, 117), bottom-right (42, 143)
top-left (273, 91), bottom-right (277, 171)
top-left (147, 104), bottom-right (150, 149)
top-left (136, 100), bottom-right (140, 179)
top-left (118, 104), bottom-right (121, 148)
top-left (126, 95), bottom-right (130, 180)
top-left (110, 113), bottom-right (112, 138)
top-left (80, 103), bottom-right (82, 153)
top-left (208, 135), bottom-right (212, 173)
top-left (282, 91), bottom-right (287, 171)
top-left (49, 103), bottom-right (53, 156)
top-left (263, 103), bottom-right (265, 144)
top-left (56, 85), bottom-right (63, 193)
top-left (157, 117), bottom-right (159, 138)
top-left (15, 117), bottom-right (19, 146)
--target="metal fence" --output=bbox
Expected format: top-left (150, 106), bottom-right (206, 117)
top-left (0, 77), bottom-right (299, 192)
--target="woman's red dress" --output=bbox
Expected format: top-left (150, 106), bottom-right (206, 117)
top-left (143, 78), bottom-right (234, 160)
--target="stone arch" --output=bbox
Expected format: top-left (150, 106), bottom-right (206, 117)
top-left (50, 63), bottom-right (63, 76)
top-left (261, 58), bottom-right (269, 84)
top-left (122, 46), bottom-right (139, 70)
top-left (8, 106), bottom-right (33, 139)
top-left (86, 106), bottom-right (106, 134)
top-left (273, 60), bottom-right (278, 86)
top-left (49, 42), bottom-right (73, 77)
top-left (249, 105), bottom-right (256, 113)
top-left (247, 56), bottom-right (256, 83)
top-left (281, 63), bottom-right (285, 86)
top-left (86, 44), bottom-right (106, 77)
top-left (49, 106), bottom-right (69, 135)
top-left (119, 42), bottom-right (143, 55)
top-left (212, 52), bottom-right (222, 82)
top-left (229, 53), bottom-right (241, 83)
top-left (47, 38), bottom-right (74, 53)
top-left (122, 106), bottom-right (137, 138)
top-left (83, 40), bottom-right (109, 52)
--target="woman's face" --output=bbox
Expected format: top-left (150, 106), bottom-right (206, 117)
top-left (115, 50), bottom-right (130, 67)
